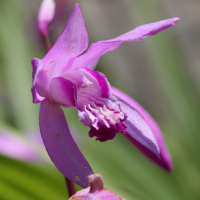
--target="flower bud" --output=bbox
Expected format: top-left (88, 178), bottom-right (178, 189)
top-left (38, 0), bottom-right (55, 35)
top-left (69, 174), bottom-right (124, 200)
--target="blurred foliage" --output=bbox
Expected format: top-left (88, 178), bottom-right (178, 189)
top-left (0, 0), bottom-right (200, 199)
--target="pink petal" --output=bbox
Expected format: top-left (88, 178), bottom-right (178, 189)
top-left (31, 58), bottom-right (48, 103)
top-left (119, 101), bottom-right (160, 158)
top-left (38, 0), bottom-right (55, 35)
top-left (71, 188), bottom-right (90, 197)
top-left (109, 17), bottom-right (179, 42)
top-left (71, 18), bottom-right (179, 71)
top-left (42, 4), bottom-right (89, 74)
top-left (0, 131), bottom-right (42, 162)
top-left (61, 69), bottom-right (92, 90)
top-left (95, 190), bottom-right (123, 200)
top-left (70, 41), bottom-right (121, 71)
top-left (78, 68), bottom-right (111, 98)
top-left (111, 87), bottom-right (172, 171)
top-left (82, 194), bottom-right (101, 200)
top-left (49, 77), bottom-right (77, 108)
top-left (39, 101), bottom-right (93, 187)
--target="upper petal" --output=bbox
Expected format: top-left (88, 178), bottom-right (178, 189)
top-left (70, 41), bottom-right (122, 70)
top-left (42, 4), bottom-right (89, 75)
top-left (111, 87), bottom-right (172, 171)
top-left (108, 17), bottom-right (179, 42)
top-left (71, 17), bottom-right (179, 71)
top-left (39, 101), bottom-right (93, 187)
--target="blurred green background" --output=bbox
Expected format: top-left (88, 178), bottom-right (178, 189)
top-left (0, 0), bottom-right (200, 199)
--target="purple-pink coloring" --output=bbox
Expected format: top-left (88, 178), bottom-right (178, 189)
top-left (32, 3), bottom-right (179, 187)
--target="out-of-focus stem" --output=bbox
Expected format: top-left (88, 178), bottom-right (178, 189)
top-left (41, 33), bottom-right (51, 52)
top-left (65, 177), bottom-right (76, 197)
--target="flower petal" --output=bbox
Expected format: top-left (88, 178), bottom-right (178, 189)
top-left (39, 101), bottom-right (93, 187)
top-left (78, 68), bottom-right (111, 98)
top-left (82, 194), bottom-right (101, 200)
top-left (71, 41), bottom-right (121, 71)
top-left (109, 17), bottom-right (179, 42)
top-left (31, 58), bottom-right (48, 103)
top-left (61, 69), bottom-right (92, 90)
top-left (111, 87), bottom-right (172, 171)
top-left (0, 131), bottom-right (42, 162)
top-left (42, 4), bottom-right (89, 74)
top-left (70, 188), bottom-right (90, 198)
top-left (49, 77), bottom-right (77, 108)
top-left (95, 190), bottom-right (123, 200)
top-left (71, 17), bottom-right (179, 71)
top-left (110, 88), bottom-right (160, 158)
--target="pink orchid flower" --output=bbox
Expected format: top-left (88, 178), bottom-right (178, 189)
top-left (69, 174), bottom-right (124, 200)
top-left (31, 4), bottom-right (179, 187)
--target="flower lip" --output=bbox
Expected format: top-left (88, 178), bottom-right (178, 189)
top-left (76, 68), bottom-right (127, 142)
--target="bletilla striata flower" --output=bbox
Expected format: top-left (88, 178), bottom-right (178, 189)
top-left (32, 4), bottom-right (179, 187)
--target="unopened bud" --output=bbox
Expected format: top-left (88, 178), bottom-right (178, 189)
top-left (69, 174), bottom-right (125, 200)
top-left (38, 0), bottom-right (55, 35)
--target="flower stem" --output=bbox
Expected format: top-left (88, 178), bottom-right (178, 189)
top-left (65, 177), bottom-right (76, 197)
top-left (41, 33), bottom-right (51, 52)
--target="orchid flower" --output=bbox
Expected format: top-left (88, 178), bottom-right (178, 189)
top-left (31, 4), bottom-right (179, 187)
top-left (69, 174), bottom-right (124, 200)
